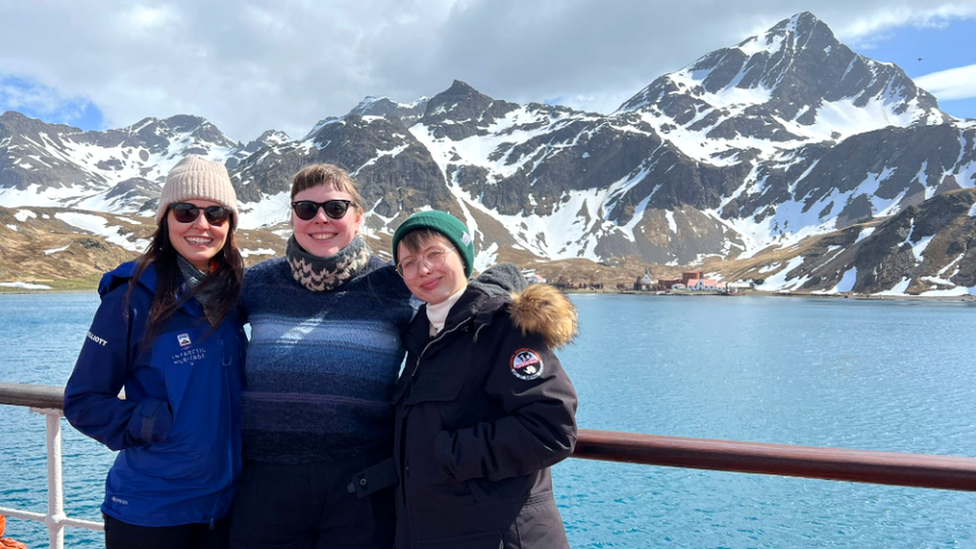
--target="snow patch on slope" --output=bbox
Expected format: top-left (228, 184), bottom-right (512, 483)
top-left (54, 212), bottom-right (150, 252)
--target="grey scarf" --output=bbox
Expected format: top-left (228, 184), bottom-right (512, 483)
top-left (177, 255), bottom-right (218, 311)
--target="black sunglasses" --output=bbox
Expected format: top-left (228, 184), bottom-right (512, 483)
top-left (291, 199), bottom-right (353, 221)
top-left (170, 202), bottom-right (231, 226)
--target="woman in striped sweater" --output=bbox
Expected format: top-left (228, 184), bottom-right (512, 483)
top-left (229, 164), bottom-right (416, 549)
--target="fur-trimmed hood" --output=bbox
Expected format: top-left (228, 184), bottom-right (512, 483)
top-left (466, 263), bottom-right (578, 350)
top-left (509, 283), bottom-right (578, 349)
top-left (404, 263), bottom-right (579, 354)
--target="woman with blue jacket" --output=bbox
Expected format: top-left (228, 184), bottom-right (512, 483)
top-left (64, 156), bottom-right (247, 549)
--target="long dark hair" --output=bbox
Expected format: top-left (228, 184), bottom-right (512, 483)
top-left (126, 211), bottom-right (244, 344)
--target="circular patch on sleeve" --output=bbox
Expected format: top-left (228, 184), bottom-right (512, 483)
top-left (510, 348), bottom-right (544, 380)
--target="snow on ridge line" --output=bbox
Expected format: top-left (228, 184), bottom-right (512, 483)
top-left (873, 278), bottom-right (911, 296)
top-left (410, 104), bottom-right (593, 184)
top-left (351, 143), bottom-right (410, 177)
top-left (44, 245), bottom-right (70, 255)
top-left (0, 184), bottom-right (88, 209)
top-left (240, 248), bottom-right (276, 258)
top-left (670, 68), bottom-right (773, 110)
top-left (0, 282), bottom-right (51, 290)
top-left (475, 242), bottom-right (500, 274)
top-left (855, 227), bottom-right (875, 243)
top-left (937, 253), bottom-right (966, 278)
top-left (14, 209), bottom-right (37, 222)
top-left (54, 212), bottom-right (149, 253)
top-left (665, 211), bottom-right (677, 234)
top-left (912, 235), bottom-right (934, 262)
top-left (834, 267), bottom-right (857, 293)
top-left (753, 255), bottom-right (805, 292)
top-left (919, 286), bottom-right (972, 297)
top-left (736, 32), bottom-right (786, 57)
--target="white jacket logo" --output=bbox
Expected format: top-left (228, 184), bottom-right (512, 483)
top-left (177, 333), bottom-right (192, 347)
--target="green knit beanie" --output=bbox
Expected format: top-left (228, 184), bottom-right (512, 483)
top-left (392, 211), bottom-right (475, 277)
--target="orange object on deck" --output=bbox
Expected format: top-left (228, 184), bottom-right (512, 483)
top-left (0, 515), bottom-right (29, 549)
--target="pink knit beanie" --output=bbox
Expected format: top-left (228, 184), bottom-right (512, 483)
top-left (156, 156), bottom-right (239, 225)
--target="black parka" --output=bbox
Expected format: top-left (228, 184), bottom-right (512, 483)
top-left (389, 264), bottom-right (579, 549)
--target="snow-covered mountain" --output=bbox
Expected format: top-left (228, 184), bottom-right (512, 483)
top-left (0, 112), bottom-right (245, 215)
top-left (1, 11), bottom-right (974, 295)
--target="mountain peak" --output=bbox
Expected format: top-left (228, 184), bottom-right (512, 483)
top-left (1, 111), bottom-right (28, 122)
top-left (351, 95), bottom-right (387, 112)
top-left (0, 110), bottom-right (81, 132)
top-left (420, 80), bottom-right (518, 140)
top-left (348, 95), bottom-right (429, 124)
top-left (444, 79), bottom-right (480, 95)
top-left (160, 114), bottom-right (211, 132)
top-left (616, 11), bottom-right (942, 141)
top-left (781, 11), bottom-right (822, 32)
top-left (425, 80), bottom-right (494, 114)
top-left (257, 129), bottom-right (290, 142)
top-left (733, 11), bottom-right (836, 59)
top-left (234, 129), bottom-right (291, 156)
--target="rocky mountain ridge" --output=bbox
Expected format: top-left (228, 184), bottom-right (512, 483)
top-left (1, 11), bottom-right (974, 296)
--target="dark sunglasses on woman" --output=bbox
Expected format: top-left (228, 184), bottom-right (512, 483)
top-left (170, 202), bottom-right (231, 226)
top-left (291, 200), bottom-right (353, 221)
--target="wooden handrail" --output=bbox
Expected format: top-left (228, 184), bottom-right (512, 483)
top-left (4, 381), bottom-right (976, 491)
top-left (0, 381), bottom-right (64, 409)
top-left (574, 429), bottom-right (976, 491)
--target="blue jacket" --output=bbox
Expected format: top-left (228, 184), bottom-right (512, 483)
top-left (63, 260), bottom-right (246, 527)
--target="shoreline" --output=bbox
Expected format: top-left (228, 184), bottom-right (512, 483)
top-left (0, 288), bottom-right (91, 295)
top-left (572, 289), bottom-right (976, 303)
top-left (4, 285), bottom-right (974, 303)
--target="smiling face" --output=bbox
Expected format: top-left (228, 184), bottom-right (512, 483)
top-left (396, 233), bottom-right (468, 305)
top-left (292, 184), bottom-right (363, 258)
top-left (167, 199), bottom-right (230, 271)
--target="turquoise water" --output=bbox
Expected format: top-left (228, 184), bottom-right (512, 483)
top-left (1, 292), bottom-right (975, 548)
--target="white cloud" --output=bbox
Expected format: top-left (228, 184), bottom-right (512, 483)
top-left (0, 1), bottom-right (974, 140)
top-left (915, 63), bottom-right (976, 101)
top-left (123, 5), bottom-right (181, 32)
top-left (837, 4), bottom-right (976, 43)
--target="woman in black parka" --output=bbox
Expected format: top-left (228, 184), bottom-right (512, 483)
top-left (384, 210), bottom-right (578, 549)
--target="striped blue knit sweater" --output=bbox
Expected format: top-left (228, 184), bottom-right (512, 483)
top-left (241, 253), bottom-right (416, 464)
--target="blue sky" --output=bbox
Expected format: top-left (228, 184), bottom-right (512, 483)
top-left (1, 2), bottom-right (975, 140)
top-left (0, 76), bottom-right (104, 130)
top-left (850, 17), bottom-right (976, 119)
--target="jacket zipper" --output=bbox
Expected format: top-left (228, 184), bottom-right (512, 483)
top-left (220, 333), bottom-right (231, 367)
top-left (407, 319), bottom-right (470, 379)
top-left (209, 327), bottom-right (234, 528)
top-left (399, 317), bottom-right (472, 525)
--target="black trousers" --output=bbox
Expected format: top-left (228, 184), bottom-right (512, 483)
top-left (103, 513), bottom-right (230, 549)
top-left (229, 460), bottom-right (395, 549)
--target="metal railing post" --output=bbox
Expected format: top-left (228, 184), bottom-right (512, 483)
top-left (0, 405), bottom-right (104, 548)
top-left (36, 408), bottom-right (66, 549)
top-left (0, 383), bottom-right (105, 546)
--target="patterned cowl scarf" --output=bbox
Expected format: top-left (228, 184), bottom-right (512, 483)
top-left (287, 234), bottom-right (371, 292)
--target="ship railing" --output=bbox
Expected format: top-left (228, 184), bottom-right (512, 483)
top-left (4, 381), bottom-right (976, 548)
top-left (0, 382), bottom-right (103, 549)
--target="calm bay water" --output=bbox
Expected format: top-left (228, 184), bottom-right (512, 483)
top-left (1, 292), bottom-right (975, 548)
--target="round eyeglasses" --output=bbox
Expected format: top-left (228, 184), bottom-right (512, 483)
top-left (396, 247), bottom-right (455, 279)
